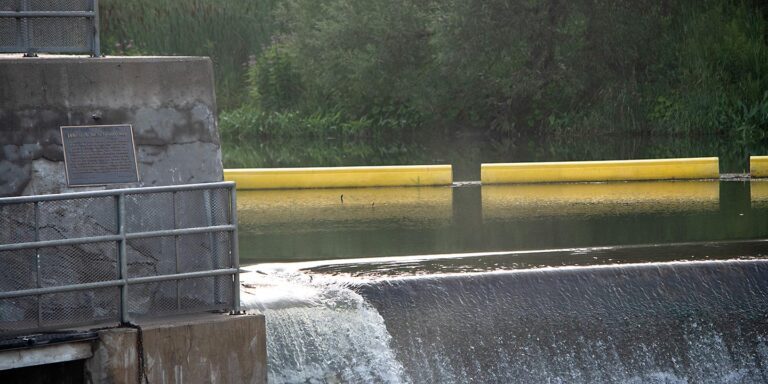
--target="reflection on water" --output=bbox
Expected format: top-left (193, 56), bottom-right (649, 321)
top-left (752, 180), bottom-right (768, 207)
top-left (482, 181), bottom-right (719, 218)
top-left (238, 187), bottom-right (452, 233)
top-left (238, 180), bottom-right (768, 264)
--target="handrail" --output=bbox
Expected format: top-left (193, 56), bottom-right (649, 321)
top-left (0, 181), bottom-right (240, 335)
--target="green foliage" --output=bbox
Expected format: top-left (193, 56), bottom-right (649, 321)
top-left (222, 137), bottom-right (427, 169)
top-left (219, 107), bottom-right (416, 140)
top-left (726, 92), bottom-right (768, 144)
top-left (104, 0), bottom-right (768, 144)
top-left (99, 0), bottom-right (277, 109)
top-left (646, 0), bottom-right (768, 138)
top-left (247, 45), bottom-right (303, 111)
top-left (241, 0), bottom-right (768, 141)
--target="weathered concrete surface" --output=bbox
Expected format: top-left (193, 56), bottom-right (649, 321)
top-left (0, 56), bottom-right (228, 329)
top-left (0, 341), bottom-right (92, 370)
top-left (86, 314), bottom-right (267, 384)
top-left (0, 56), bottom-right (223, 197)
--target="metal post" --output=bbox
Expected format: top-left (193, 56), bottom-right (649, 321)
top-left (19, 0), bottom-right (30, 54)
top-left (230, 186), bottom-right (241, 314)
top-left (34, 202), bottom-right (41, 328)
top-left (91, 0), bottom-right (100, 57)
top-left (204, 189), bottom-right (221, 305)
top-left (117, 194), bottom-right (129, 324)
top-left (173, 192), bottom-right (180, 312)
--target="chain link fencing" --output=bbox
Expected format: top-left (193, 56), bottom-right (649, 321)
top-left (0, 0), bottom-right (100, 56)
top-left (0, 182), bottom-right (240, 336)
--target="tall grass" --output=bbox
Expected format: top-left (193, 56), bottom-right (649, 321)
top-left (645, 1), bottom-right (768, 137)
top-left (100, 0), bottom-right (278, 109)
top-left (100, 0), bottom-right (768, 147)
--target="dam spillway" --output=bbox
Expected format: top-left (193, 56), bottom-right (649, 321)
top-left (236, 179), bottom-right (768, 383)
top-left (357, 259), bottom-right (768, 383)
top-left (242, 243), bottom-right (768, 383)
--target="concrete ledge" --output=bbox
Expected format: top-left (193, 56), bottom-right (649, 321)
top-left (86, 314), bottom-right (267, 384)
top-left (0, 341), bottom-right (92, 371)
top-left (225, 165), bottom-right (452, 189)
top-left (481, 157), bottom-right (719, 184)
top-left (751, 156), bottom-right (768, 178)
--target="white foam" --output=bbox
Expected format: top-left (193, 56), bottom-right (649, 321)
top-left (241, 271), bottom-right (408, 384)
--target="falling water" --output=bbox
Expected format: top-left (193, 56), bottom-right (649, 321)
top-left (243, 258), bottom-right (768, 383)
top-left (240, 272), bottom-right (407, 384)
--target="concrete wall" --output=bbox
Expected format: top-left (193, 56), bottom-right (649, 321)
top-left (0, 56), bottom-right (223, 197)
top-left (86, 314), bottom-right (267, 384)
top-left (0, 56), bottom-right (228, 324)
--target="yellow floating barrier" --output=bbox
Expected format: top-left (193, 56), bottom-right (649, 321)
top-left (225, 165), bottom-right (452, 190)
top-left (481, 157), bottom-right (719, 184)
top-left (482, 181), bottom-right (719, 219)
top-left (750, 156), bottom-right (768, 178)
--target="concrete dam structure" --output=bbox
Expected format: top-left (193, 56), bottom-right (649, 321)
top-left (0, 56), bottom-right (266, 383)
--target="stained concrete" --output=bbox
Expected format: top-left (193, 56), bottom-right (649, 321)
top-left (0, 56), bottom-right (228, 326)
top-left (0, 56), bottom-right (223, 197)
top-left (86, 314), bottom-right (267, 384)
top-left (0, 341), bottom-right (92, 370)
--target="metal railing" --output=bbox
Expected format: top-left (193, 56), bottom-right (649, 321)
top-left (0, 0), bottom-right (100, 56)
top-left (0, 182), bottom-right (240, 336)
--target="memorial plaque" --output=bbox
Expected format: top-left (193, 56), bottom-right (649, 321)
top-left (61, 124), bottom-right (140, 186)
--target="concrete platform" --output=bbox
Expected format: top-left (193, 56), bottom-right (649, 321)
top-left (86, 313), bottom-right (267, 384)
top-left (0, 341), bottom-right (92, 371)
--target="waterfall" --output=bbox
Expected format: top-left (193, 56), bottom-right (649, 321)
top-left (240, 272), bottom-right (407, 384)
top-left (243, 259), bottom-right (768, 383)
top-left (356, 260), bottom-right (768, 383)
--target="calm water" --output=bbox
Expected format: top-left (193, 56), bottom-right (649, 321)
top-left (238, 179), bottom-right (768, 264)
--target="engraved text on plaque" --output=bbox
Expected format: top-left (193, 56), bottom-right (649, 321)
top-left (61, 125), bottom-right (140, 186)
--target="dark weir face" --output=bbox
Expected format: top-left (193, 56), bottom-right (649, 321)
top-left (243, 241), bottom-right (768, 383)
top-left (351, 259), bottom-right (768, 383)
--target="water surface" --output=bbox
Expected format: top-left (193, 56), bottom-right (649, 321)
top-left (239, 180), bottom-right (768, 264)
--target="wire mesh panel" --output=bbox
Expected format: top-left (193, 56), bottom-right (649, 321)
top-left (0, 182), bottom-right (238, 336)
top-left (0, 1), bottom-right (20, 11)
top-left (127, 281), bottom-right (178, 316)
top-left (0, 18), bottom-right (19, 48)
top-left (125, 192), bottom-right (175, 233)
top-left (28, 16), bottom-right (91, 50)
top-left (38, 196), bottom-right (116, 241)
top-left (174, 188), bottom-right (231, 229)
top-left (27, 0), bottom-right (91, 11)
top-left (40, 287), bottom-right (118, 328)
top-left (0, 0), bottom-right (99, 55)
top-left (126, 187), bottom-right (235, 319)
top-left (38, 242), bottom-right (118, 287)
top-left (0, 296), bottom-right (38, 334)
top-left (126, 236), bottom-right (176, 277)
top-left (0, 249), bottom-right (37, 292)
top-left (0, 202), bottom-right (35, 244)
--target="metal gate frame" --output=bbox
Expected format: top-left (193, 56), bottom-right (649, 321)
top-left (0, 181), bottom-right (240, 336)
top-left (0, 0), bottom-right (100, 56)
